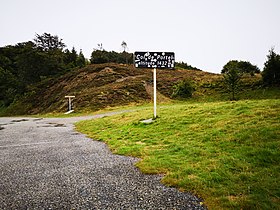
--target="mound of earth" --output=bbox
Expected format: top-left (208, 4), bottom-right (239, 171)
top-left (12, 63), bottom-right (221, 114)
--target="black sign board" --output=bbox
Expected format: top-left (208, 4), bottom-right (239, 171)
top-left (134, 51), bottom-right (175, 69)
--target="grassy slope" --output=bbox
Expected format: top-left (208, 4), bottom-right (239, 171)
top-left (1, 63), bottom-right (221, 115)
top-left (76, 98), bottom-right (280, 209)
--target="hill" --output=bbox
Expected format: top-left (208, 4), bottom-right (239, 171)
top-left (3, 63), bottom-right (223, 115)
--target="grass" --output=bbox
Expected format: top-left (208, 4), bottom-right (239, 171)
top-left (76, 99), bottom-right (280, 209)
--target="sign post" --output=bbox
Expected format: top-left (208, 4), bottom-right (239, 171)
top-left (134, 52), bottom-right (175, 119)
top-left (153, 67), bottom-right (157, 118)
top-left (65, 96), bottom-right (75, 114)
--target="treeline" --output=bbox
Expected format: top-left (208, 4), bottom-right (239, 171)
top-left (0, 31), bottom-right (203, 107)
top-left (0, 33), bottom-right (87, 106)
top-left (90, 50), bottom-right (134, 64)
top-left (0, 34), bottom-right (145, 107)
top-left (90, 50), bottom-right (202, 71)
top-left (221, 48), bottom-right (280, 86)
top-left (220, 48), bottom-right (280, 100)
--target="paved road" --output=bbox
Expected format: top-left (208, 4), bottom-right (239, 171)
top-left (0, 114), bottom-right (206, 209)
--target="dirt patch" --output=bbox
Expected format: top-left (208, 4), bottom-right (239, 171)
top-left (100, 67), bottom-right (116, 74)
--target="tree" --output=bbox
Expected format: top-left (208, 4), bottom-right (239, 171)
top-left (90, 50), bottom-right (109, 64)
top-left (34, 33), bottom-right (66, 51)
top-left (64, 47), bottom-right (78, 68)
top-left (15, 41), bottom-right (49, 84)
top-left (222, 60), bottom-right (260, 75)
top-left (262, 48), bottom-right (280, 86)
top-left (76, 50), bottom-right (86, 68)
top-left (0, 33), bottom-right (86, 107)
top-left (238, 61), bottom-right (260, 75)
top-left (0, 67), bottom-right (18, 106)
top-left (121, 41), bottom-right (129, 64)
top-left (121, 41), bottom-right (127, 52)
top-left (97, 43), bottom-right (103, 51)
top-left (222, 62), bottom-right (242, 100)
top-left (34, 33), bottom-right (67, 75)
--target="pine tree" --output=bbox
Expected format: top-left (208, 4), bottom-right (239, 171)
top-left (262, 48), bottom-right (280, 86)
top-left (76, 50), bottom-right (86, 68)
top-left (223, 62), bottom-right (242, 100)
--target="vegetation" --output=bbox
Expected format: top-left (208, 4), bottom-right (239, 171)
top-left (221, 60), bottom-right (260, 75)
top-left (90, 49), bottom-right (133, 64)
top-left (222, 66), bottom-right (242, 101)
top-left (76, 99), bottom-right (280, 209)
top-left (0, 33), bottom-right (87, 107)
top-left (262, 48), bottom-right (280, 86)
top-left (0, 63), bottom-right (224, 116)
top-left (175, 61), bottom-right (201, 71)
top-left (172, 79), bottom-right (196, 99)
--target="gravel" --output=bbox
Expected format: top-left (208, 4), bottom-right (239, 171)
top-left (0, 113), bottom-right (206, 209)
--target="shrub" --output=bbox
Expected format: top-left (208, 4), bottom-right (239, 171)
top-left (172, 79), bottom-right (195, 99)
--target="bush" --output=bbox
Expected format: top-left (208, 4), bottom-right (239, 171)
top-left (172, 79), bottom-right (195, 99)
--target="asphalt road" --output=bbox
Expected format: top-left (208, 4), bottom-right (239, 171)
top-left (0, 114), bottom-right (206, 209)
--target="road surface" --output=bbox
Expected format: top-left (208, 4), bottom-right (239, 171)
top-left (0, 114), bottom-right (205, 209)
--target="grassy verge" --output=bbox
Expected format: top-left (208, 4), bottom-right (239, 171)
top-left (76, 99), bottom-right (280, 209)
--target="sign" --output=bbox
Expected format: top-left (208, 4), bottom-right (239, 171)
top-left (134, 51), bottom-right (175, 118)
top-left (134, 51), bottom-right (175, 69)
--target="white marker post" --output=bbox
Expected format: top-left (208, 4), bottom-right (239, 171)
top-left (65, 96), bottom-right (75, 114)
top-left (153, 68), bottom-right (157, 119)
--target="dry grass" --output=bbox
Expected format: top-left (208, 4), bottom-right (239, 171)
top-left (9, 63), bottom-right (222, 115)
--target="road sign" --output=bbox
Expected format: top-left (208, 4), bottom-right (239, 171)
top-left (134, 51), bottom-right (175, 69)
top-left (134, 51), bottom-right (175, 119)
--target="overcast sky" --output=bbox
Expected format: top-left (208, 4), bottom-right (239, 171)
top-left (1, 0), bottom-right (279, 73)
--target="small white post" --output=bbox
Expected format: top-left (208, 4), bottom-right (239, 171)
top-left (68, 97), bottom-right (72, 111)
top-left (153, 68), bottom-right (157, 119)
top-left (65, 96), bottom-right (75, 114)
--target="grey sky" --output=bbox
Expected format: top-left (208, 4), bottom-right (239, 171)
top-left (1, 0), bottom-right (279, 73)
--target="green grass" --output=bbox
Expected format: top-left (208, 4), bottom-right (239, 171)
top-left (76, 99), bottom-right (280, 209)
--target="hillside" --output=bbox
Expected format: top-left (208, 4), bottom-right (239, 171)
top-left (4, 63), bottom-right (222, 115)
